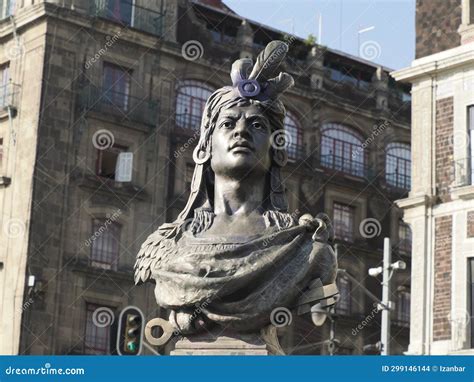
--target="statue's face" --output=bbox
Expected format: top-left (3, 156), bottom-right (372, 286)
top-left (210, 104), bottom-right (272, 178)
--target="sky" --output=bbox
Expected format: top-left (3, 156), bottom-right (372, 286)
top-left (224, 0), bottom-right (416, 70)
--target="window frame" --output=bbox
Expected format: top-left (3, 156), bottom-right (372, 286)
top-left (320, 123), bottom-right (367, 178)
top-left (284, 110), bottom-right (304, 162)
top-left (96, 144), bottom-right (128, 180)
top-left (89, 218), bottom-right (121, 271)
top-left (84, 303), bottom-right (113, 355)
top-left (333, 202), bottom-right (355, 242)
top-left (175, 80), bottom-right (214, 130)
top-left (385, 142), bottom-right (411, 190)
top-left (102, 62), bottom-right (132, 111)
top-left (336, 275), bottom-right (352, 316)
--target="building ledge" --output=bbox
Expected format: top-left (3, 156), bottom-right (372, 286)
top-left (395, 194), bottom-right (433, 209)
top-left (451, 184), bottom-right (474, 200)
top-left (391, 41), bottom-right (474, 82)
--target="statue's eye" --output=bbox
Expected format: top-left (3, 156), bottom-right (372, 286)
top-left (222, 120), bottom-right (234, 129)
top-left (252, 121), bottom-right (263, 130)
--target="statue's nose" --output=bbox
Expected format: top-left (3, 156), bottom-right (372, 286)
top-left (233, 119), bottom-right (250, 138)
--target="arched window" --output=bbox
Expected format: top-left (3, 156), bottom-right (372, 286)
top-left (284, 111), bottom-right (303, 161)
top-left (336, 275), bottom-right (352, 316)
top-left (175, 80), bottom-right (214, 130)
top-left (321, 123), bottom-right (366, 177)
top-left (385, 143), bottom-right (411, 189)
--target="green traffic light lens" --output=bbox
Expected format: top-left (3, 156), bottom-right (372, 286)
top-left (127, 341), bottom-right (137, 353)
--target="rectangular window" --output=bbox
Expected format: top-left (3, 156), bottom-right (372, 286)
top-left (84, 303), bottom-right (113, 355)
top-left (96, 144), bottom-right (127, 180)
top-left (106, 0), bottom-right (133, 26)
top-left (1, 0), bottom-right (16, 18)
top-left (103, 63), bottom-right (131, 111)
top-left (336, 276), bottom-right (351, 315)
top-left (333, 203), bottom-right (355, 242)
top-left (396, 291), bottom-right (410, 327)
top-left (398, 221), bottom-right (412, 254)
top-left (0, 65), bottom-right (10, 108)
top-left (90, 219), bottom-right (121, 271)
top-left (469, 105), bottom-right (474, 184)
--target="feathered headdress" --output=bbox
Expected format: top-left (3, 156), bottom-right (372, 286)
top-left (230, 40), bottom-right (294, 100)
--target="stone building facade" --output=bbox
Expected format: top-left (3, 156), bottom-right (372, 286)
top-left (0, 0), bottom-right (411, 355)
top-left (393, 0), bottom-right (474, 355)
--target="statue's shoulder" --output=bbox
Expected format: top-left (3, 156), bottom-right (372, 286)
top-left (263, 210), bottom-right (297, 229)
top-left (134, 222), bottom-right (181, 284)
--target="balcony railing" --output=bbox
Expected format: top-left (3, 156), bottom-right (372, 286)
top-left (0, 83), bottom-right (20, 110)
top-left (385, 171), bottom-right (411, 191)
top-left (89, 0), bottom-right (165, 36)
top-left (455, 158), bottom-right (473, 187)
top-left (79, 84), bottom-right (158, 126)
top-left (175, 113), bottom-right (202, 130)
top-left (320, 154), bottom-right (368, 179)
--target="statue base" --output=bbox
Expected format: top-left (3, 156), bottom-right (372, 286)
top-left (166, 327), bottom-right (285, 355)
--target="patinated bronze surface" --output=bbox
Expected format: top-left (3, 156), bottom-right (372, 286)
top-left (135, 41), bottom-right (337, 337)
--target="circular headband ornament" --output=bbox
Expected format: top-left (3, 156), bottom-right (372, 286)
top-left (230, 40), bottom-right (295, 101)
top-left (238, 79), bottom-right (261, 97)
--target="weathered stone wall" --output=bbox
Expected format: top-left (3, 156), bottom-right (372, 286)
top-left (416, 0), bottom-right (462, 58)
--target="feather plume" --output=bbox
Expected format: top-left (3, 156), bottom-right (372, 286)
top-left (249, 40), bottom-right (289, 82)
top-left (265, 73), bottom-right (295, 98)
top-left (230, 58), bottom-right (253, 86)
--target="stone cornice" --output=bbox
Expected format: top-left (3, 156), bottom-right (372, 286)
top-left (391, 42), bottom-right (474, 83)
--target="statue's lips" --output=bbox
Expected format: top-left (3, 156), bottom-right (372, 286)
top-left (229, 141), bottom-right (254, 153)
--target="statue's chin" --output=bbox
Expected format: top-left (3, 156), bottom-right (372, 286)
top-left (213, 154), bottom-right (269, 179)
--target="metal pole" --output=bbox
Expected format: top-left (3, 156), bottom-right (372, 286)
top-left (381, 237), bottom-right (391, 355)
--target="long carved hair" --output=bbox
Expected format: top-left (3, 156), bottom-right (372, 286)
top-left (176, 88), bottom-right (291, 234)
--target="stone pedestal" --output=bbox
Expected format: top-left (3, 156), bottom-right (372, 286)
top-left (167, 327), bottom-right (284, 355)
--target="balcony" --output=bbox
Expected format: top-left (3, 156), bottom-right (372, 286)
top-left (175, 113), bottom-right (202, 131)
top-left (88, 0), bottom-right (165, 37)
top-left (385, 171), bottom-right (411, 191)
top-left (78, 84), bottom-right (158, 127)
top-left (320, 154), bottom-right (368, 179)
top-left (0, 82), bottom-right (20, 114)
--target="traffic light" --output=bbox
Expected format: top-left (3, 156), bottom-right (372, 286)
top-left (116, 306), bottom-right (144, 356)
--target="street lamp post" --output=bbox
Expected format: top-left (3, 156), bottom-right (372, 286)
top-left (368, 237), bottom-right (406, 355)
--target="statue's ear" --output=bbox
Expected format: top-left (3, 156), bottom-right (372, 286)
top-left (272, 148), bottom-right (288, 167)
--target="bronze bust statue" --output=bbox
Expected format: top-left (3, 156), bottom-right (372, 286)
top-left (135, 41), bottom-right (338, 343)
